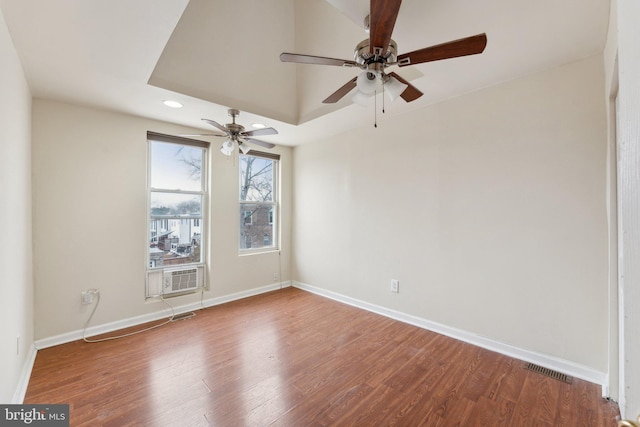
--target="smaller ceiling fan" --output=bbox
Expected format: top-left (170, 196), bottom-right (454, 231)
top-left (186, 109), bottom-right (278, 156)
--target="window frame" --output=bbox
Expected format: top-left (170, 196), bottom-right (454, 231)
top-left (238, 151), bottom-right (280, 254)
top-left (145, 132), bottom-right (209, 297)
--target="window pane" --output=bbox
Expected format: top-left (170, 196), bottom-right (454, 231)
top-left (150, 141), bottom-right (203, 191)
top-left (149, 217), bottom-right (202, 267)
top-left (240, 156), bottom-right (273, 202)
top-left (149, 192), bottom-right (202, 267)
top-left (150, 192), bottom-right (202, 217)
top-left (239, 204), bottom-right (275, 250)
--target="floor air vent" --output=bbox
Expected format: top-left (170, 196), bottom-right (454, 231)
top-left (171, 312), bottom-right (196, 322)
top-left (524, 362), bottom-right (573, 383)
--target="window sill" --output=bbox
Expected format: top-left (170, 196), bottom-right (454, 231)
top-left (238, 248), bottom-right (280, 257)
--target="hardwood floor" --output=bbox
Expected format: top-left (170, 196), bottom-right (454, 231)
top-left (25, 287), bottom-right (619, 426)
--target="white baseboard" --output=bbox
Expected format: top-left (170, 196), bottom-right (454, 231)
top-left (200, 281), bottom-right (291, 310)
top-left (292, 281), bottom-right (608, 389)
top-left (35, 281), bottom-right (291, 350)
top-left (30, 279), bottom-right (607, 395)
top-left (12, 343), bottom-right (37, 403)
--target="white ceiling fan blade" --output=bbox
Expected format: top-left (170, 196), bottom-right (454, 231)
top-left (242, 127), bottom-right (278, 137)
top-left (280, 53), bottom-right (358, 67)
top-left (324, 0), bottom-right (370, 30)
top-left (244, 138), bottom-right (276, 149)
top-left (179, 133), bottom-right (227, 138)
top-left (201, 118), bottom-right (229, 134)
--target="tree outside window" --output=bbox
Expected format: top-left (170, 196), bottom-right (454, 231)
top-left (239, 153), bottom-right (278, 251)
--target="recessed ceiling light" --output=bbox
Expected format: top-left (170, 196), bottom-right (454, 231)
top-left (162, 100), bottom-right (183, 108)
top-left (251, 123), bottom-right (266, 129)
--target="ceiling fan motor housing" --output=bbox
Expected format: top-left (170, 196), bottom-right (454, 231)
top-left (354, 39), bottom-right (397, 66)
top-left (226, 109), bottom-right (244, 135)
top-left (226, 123), bottom-right (244, 135)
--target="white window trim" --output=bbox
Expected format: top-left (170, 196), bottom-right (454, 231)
top-left (145, 132), bottom-right (209, 298)
top-left (238, 151), bottom-right (280, 254)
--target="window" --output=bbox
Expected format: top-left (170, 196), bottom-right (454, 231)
top-left (147, 133), bottom-right (208, 271)
top-left (243, 210), bottom-right (253, 225)
top-left (239, 151), bottom-right (279, 252)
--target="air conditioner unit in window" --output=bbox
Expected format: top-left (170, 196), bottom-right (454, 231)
top-left (162, 267), bottom-right (199, 296)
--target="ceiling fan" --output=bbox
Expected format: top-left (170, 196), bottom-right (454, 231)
top-left (280, 0), bottom-right (487, 106)
top-left (187, 109), bottom-right (278, 156)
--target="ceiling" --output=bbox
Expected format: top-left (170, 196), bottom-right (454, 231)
top-left (0, 0), bottom-right (610, 146)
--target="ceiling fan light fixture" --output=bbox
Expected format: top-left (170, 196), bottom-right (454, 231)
top-left (356, 71), bottom-right (377, 94)
top-left (352, 90), bottom-right (372, 107)
top-left (238, 142), bottom-right (251, 154)
top-left (385, 76), bottom-right (408, 102)
top-left (220, 138), bottom-right (234, 156)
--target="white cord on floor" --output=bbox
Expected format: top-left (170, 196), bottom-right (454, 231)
top-left (82, 290), bottom-right (175, 343)
top-left (199, 287), bottom-right (206, 310)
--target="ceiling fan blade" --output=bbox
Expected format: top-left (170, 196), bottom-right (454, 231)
top-left (179, 133), bottom-right (226, 138)
top-left (280, 53), bottom-right (358, 67)
top-left (397, 33), bottom-right (487, 67)
top-left (244, 138), bottom-right (276, 149)
top-left (324, 0), bottom-right (370, 30)
top-left (242, 127), bottom-right (278, 137)
top-left (369, 0), bottom-right (402, 55)
top-left (322, 76), bottom-right (358, 103)
top-left (388, 72), bottom-right (423, 102)
top-left (201, 118), bottom-right (229, 133)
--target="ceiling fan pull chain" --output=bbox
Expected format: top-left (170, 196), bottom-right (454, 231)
top-left (382, 84), bottom-right (386, 114)
top-left (374, 90), bottom-right (378, 128)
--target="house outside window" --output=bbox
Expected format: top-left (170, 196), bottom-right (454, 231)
top-left (243, 210), bottom-right (253, 225)
top-left (239, 151), bottom-right (279, 252)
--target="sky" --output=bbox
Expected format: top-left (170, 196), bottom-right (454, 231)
top-left (150, 141), bottom-right (203, 209)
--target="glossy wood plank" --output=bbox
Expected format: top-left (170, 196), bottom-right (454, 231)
top-left (25, 287), bottom-right (620, 426)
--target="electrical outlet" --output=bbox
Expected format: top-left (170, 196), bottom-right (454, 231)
top-left (391, 279), bottom-right (399, 293)
top-left (81, 290), bottom-right (94, 305)
top-left (273, 273), bottom-right (279, 282)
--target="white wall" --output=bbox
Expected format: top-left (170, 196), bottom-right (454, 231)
top-left (292, 55), bottom-right (609, 374)
top-left (0, 8), bottom-right (33, 402)
top-left (32, 100), bottom-right (291, 340)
